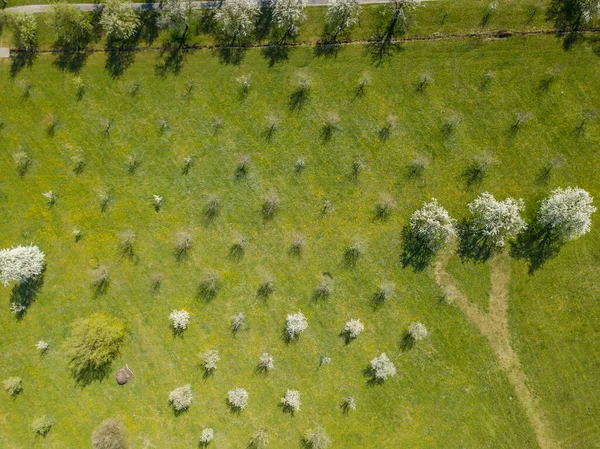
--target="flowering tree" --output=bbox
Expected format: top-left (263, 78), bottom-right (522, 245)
top-left (92, 418), bottom-right (128, 449)
top-left (214, 0), bottom-right (260, 43)
top-left (258, 352), bottom-right (274, 372)
top-left (326, 0), bottom-right (360, 38)
top-left (169, 384), bottom-right (193, 411)
top-left (538, 187), bottom-right (595, 241)
top-left (227, 387), bottom-right (249, 410)
top-left (8, 12), bottom-right (38, 51)
top-left (285, 312), bottom-right (308, 339)
top-left (408, 322), bottom-right (428, 340)
top-left (280, 389), bottom-right (301, 413)
top-left (0, 245), bottom-right (45, 286)
top-left (36, 340), bottom-right (49, 353)
top-left (271, 0), bottom-right (306, 42)
top-left (100, 0), bottom-right (140, 44)
top-left (158, 0), bottom-right (191, 41)
top-left (402, 199), bottom-right (455, 270)
top-left (169, 309), bottom-right (190, 331)
top-left (200, 349), bottom-right (220, 373)
top-left (46, 2), bottom-right (93, 50)
top-left (199, 428), bottom-right (214, 445)
top-left (343, 319), bottom-right (364, 340)
top-left (304, 425), bottom-right (331, 449)
top-left (380, 0), bottom-right (421, 42)
top-left (369, 353), bottom-right (396, 381)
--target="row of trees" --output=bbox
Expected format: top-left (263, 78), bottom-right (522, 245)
top-left (402, 187), bottom-right (595, 272)
top-left (1, 0), bottom-right (412, 51)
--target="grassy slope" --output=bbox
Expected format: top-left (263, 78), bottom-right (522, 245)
top-left (0, 29), bottom-right (599, 449)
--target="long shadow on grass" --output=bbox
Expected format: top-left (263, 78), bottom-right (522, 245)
top-left (10, 52), bottom-right (37, 78)
top-left (70, 362), bottom-right (113, 387)
top-left (400, 226), bottom-right (436, 272)
top-left (456, 220), bottom-right (498, 264)
top-left (10, 270), bottom-right (45, 320)
top-left (106, 49), bottom-right (136, 79)
top-left (510, 223), bottom-right (564, 274)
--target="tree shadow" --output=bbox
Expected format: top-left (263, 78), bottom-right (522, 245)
top-left (456, 220), bottom-right (497, 263)
top-left (10, 52), bottom-right (37, 78)
top-left (105, 49), bottom-right (136, 79)
top-left (362, 366), bottom-right (384, 386)
top-left (461, 160), bottom-right (489, 188)
top-left (510, 223), bottom-right (563, 274)
top-left (400, 226), bottom-right (436, 272)
top-left (52, 50), bottom-right (89, 74)
top-left (546, 0), bottom-right (587, 49)
top-left (228, 242), bottom-right (245, 261)
top-left (155, 45), bottom-right (188, 77)
top-left (367, 40), bottom-right (403, 67)
top-left (262, 43), bottom-right (290, 67)
top-left (71, 362), bottom-right (112, 387)
top-left (400, 331), bottom-right (415, 352)
top-left (288, 86), bottom-right (309, 111)
top-left (138, 9), bottom-right (160, 45)
top-left (10, 270), bottom-right (45, 320)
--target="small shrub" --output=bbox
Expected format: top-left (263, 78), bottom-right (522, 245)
top-left (290, 234), bottom-right (306, 255)
top-left (158, 118), bottom-right (170, 135)
top-left (182, 156), bottom-right (193, 174)
top-left (356, 72), bottom-right (370, 96)
top-left (257, 279), bottom-right (274, 298)
top-left (152, 195), bottom-right (163, 212)
top-left (463, 154), bottom-right (496, 187)
top-left (98, 190), bottom-right (112, 212)
top-left (31, 416), bottom-right (52, 437)
top-left (482, 71), bottom-right (495, 87)
top-left (294, 156), bottom-right (306, 173)
top-left (285, 312), bottom-right (308, 339)
top-left (280, 389), bottom-right (301, 413)
top-left (73, 228), bottom-right (82, 242)
top-left (126, 154), bottom-right (140, 174)
top-left (20, 79), bottom-right (34, 99)
top-left (92, 418), bottom-right (128, 449)
top-left (262, 193), bottom-right (280, 220)
top-left (204, 196), bottom-right (221, 219)
top-left (128, 81), bottom-right (142, 96)
top-left (229, 235), bottom-right (247, 260)
top-left (42, 191), bottom-right (57, 207)
top-left (101, 117), bottom-right (113, 138)
top-left (512, 111), bottom-right (530, 131)
top-left (375, 193), bottom-right (396, 219)
top-left (227, 387), bottom-right (249, 410)
top-left (175, 231), bottom-right (192, 260)
top-left (36, 340), bottom-right (49, 353)
top-left (73, 77), bottom-right (87, 100)
top-left (344, 240), bottom-right (363, 266)
top-left (369, 353), bottom-right (396, 381)
top-left (321, 111), bottom-right (340, 141)
top-left (151, 273), bottom-right (162, 292)
top-left (374, 282), bottom-right (396, 305)
top-left (442, 114), bottom-right (461, 136)
top-left (321, 199), bottom-right (334, 215)
top-left (248, 428), bottom-right (269, 449)
top-left (212, 117), bottom-right (223, 134)
top-left (92, 265), bottom-right (110, 295)
top-left (198, 272), bottom-right (221, 301)
top-left (4, 377), bottom-right (23, 396)
top-left (314, 276), bottom-right (333, 299)
top-left (169, 309), bottom-right (190, 331)
top-left (416, 73), bottom-right (433, 92)
top-left (169, 384), bottom-right (193, 412)
top-left (199, 428), bottom-right (214, 446)
top-left (266, 114), bottom-right (279, 138)
top-left (72, 152), bottom-right (85, 174)
top-left (343, 319), bottom-right (364, 340)
top-left (379, 114), bottom-right (397, 140)
top-left (258, 353), bottom-right (274, 372)
top-left (200, 349), bottom-right (220, 374)
top-left (290, 73), bottom-right (312, 110)
top-left (13, 151), bottom-right (31, 176)
top-left (236, 154), bottom-right (251, 179)
top-left (118, 230), bottom-right (136, 257)
top-left (407, 155), bottom-right (429, 178)
top-left (304, 425), bottom-right (331, 449)
top-left (319, 355), bottom-right (331, 367)
top-left (184, 79), bottom-right (195, 99)
top-left (351, 157), bottom-right (366, 180)
top-left (342, 395), bottom-right (356, 412)
top-left (231, 312), bottom-right (246, 333)
top-left (236, 74), bottom-right (251, 97)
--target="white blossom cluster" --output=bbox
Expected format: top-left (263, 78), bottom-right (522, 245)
top-left (200, 349), bottom-right (220, 372)
top-left (409, 199), bottom-right (456, 249)
top-left (10, 302), bottom-right (27, 315)
top-left (370, 353), bottom-right (396, 380)
top-left (326, 0), bottom-right (360, 33)
top-left (0, 245), bottom-right (45, 286)
top-left (99, 0), bottom-right (140, 42)
top-left (258, 352), bottom-right (274, 371)
top-left (343, 395), bottom-right (357, 410)
top-left (36, 340), bottom-right (49, 353)
top-left (407, 322), bottom-right (429, 341)
top-left (280, 389), bottom-right (301, 413)
top-left (214, 0), bottom-right (260, 41)
top-left (158, 0), bottom-right (190, 35)
top-left (227, 387), bottom-right (249, 410)
top-left (285, 312), bottom-right (308, 339)
top-left (344, 319), bottom-right (364, 339)
top-left (580, 0), bottom-right (600, 23)
top-left (169, 309), bottom-right (190, 330)
top-left (153, 195), bottom-right (163, 209)
top-left (467, 192), bottom-right (526, 247)
top-left (169, 384), bottom-right (193, 411)
top-left (538, 187), bottom-right (596, 241)
top-left (42, 191), bottom-right (57, 204)
top-left (271, 0), bottom-right (306, 36)
top-left (199, 428), bottom-right (214, 444)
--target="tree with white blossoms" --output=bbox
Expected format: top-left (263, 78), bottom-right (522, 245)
top-left (280, 389), bottom-right (301, 413)
top-left (538, 187), bottom-right (596, 241)
top-left (227, 387), bottom-right (249, 410)
top-left (36, 340), bottom-right (49, 353)
top-left (380, 0), bottom-right (421, 42)
top-left (199, 428), bottom-right (214, 446)
top-left (285, 312), bottom-right (308, 340)
top-left (459, 192), bottom-right (526, 262)
top-left (100, 0), bottom-right (140, 44)
top-left (8, 12), bottom-right (38, 51)
top-left (169, 384), bottom-right (193, 411)
top-left (271, 0), bottom-right (306, 42)
top-left (402, 199), bottom-right (456, 270)
top-left (200, 349), bottom-right (220, 374)
top-left (408, 321), bottom-right (428, 340)
top-left (369, 353), bottom-right (396, 381)
top-left (0, 245), bottom-right (45, 286)
top-left (343, 319), bottom-right (364, 341)
top-left (258, 352), bottom-right (274, 372)
top-left (326, 0), bottom-right (360, 39)
top-left (169, 309), bottom-right (190, 331)
top-left (158, 0), bottom-right (192, 42)
top-left (214, 0), bottom-right (260, 44)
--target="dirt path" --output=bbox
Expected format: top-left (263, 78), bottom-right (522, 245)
top-left (433, 249), bottom-right (559, 449)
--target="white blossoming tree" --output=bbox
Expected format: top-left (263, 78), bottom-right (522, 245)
top-left (169, 384), bottom-right (193, 411)
top-left (343, 319), bottom-right (364, 341)
top-left (100, 0), bottom-right (140, 44)
top-left (214, 0), bottom-right (260, 44)
top-left (0, 245), bottom-right (45, 286)
top-left (538, 187), bottom-right (596, 241)
top-left (285, 312), bottom-right (308, 340)
top-left (200, 349), bottom-right (220, 374)
top-left (258, 352), bottom-right (274, 372)
top-left (199, 428), bottom-right (214, 446)
top-left (280, 389), bottom-right (301, 413)
top-left (407, 321), bottom-right (429, 341)
top-left (271, 0), bottom-right (306, 42)
top-left (227, 387), bottom-right (249, 410)
top-left (380, 0), bottom-right (421, 41)
top-left (169, 309), bottom-right (190, 332)
top-left (459, 192), bottom-right (526, 261)
top-left (402, 199), bottom-right (456, 270)
top-left (369, 353), bottom-right (396, 381)
top-left (325, 0), bottom-right (360, 38)
top-left (158, 0), bottom-right (191, 41)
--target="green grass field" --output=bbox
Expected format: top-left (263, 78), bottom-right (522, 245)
top-left (1, 2), bottom-right (600, 448)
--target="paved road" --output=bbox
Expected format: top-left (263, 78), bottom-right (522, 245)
top-left (5, 0), bottom-right (395, 13)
